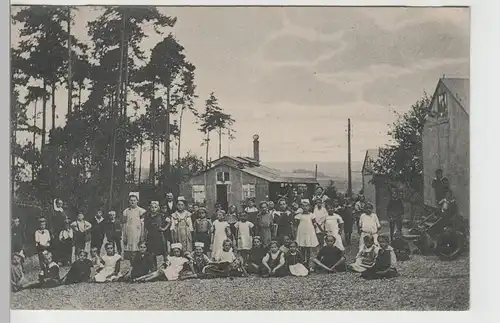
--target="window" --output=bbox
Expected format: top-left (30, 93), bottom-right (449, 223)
top-left (242, 184), bottom-right (256, 199)
top-left (216, 171), bottom-right (230, 183)
top-left (192, 185), bottom-right (206, 204)
top-left (437, 93), bottom-right (447, 117)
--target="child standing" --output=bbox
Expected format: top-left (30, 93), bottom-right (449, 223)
top-left (71, 211), bottom-right (92, 255)
top-left (194, 208), bottom-right (212, 254)
top-left (257, 201), bottom-right (273, 248)
top-left (286, 241), bottom-right (309, 277)
top-left (35, 217), bottom-right (51, 266)
top-left (105, 211), bottom-right (122, 255)
top-left (128, 241), bottom-right (156, 282)
top-left (63, 250), bottom-right (93, 284)
top-left (312, 235), bottom-right (346, 273)
top-left (58, 219), bottom-right (74, 266)
top-left (227, 204), bottom-right (239, 244)
top-left (324, 202), bottom-right (345, 251)
top-left (339, 197), bottom-right (354, 245)
top-left (362, 235), bottom-right (399, 279)
top-left (348, 235), bottom-right (379, 273)
top-left (244, 198), bottom-right (259, 226)
top-left (358, 203), bottom-right (381, 250)
top-left (171, 200), bottom-right (194, 253)
top-left (211, 210), bottom-right (231, 261)
top-left (235, 212), bottom-right (254, 261)
top-left (262, 241), bottom-right (287, 277)
top-left (295, 199), bottom-right (319, 267)
top-left (94, 242), bottom-right (122, 283)
top-left (144, 201), bottom-right (167, 266)
top-left (275, 199), bottom-right (294, 241)
top-left (312, 198), bottom-right (328, 246)
top-left (90, 210), bottom-right (106, 254)
top-left (11, 253), bottom-right (25, 292)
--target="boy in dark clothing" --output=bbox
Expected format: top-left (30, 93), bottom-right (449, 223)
top-left (339, 198), bottom-right (354, 245)
top-left (387, 190), bottom-right (405, 242)
top-left (90, 210), bottom-right (107, 252)
top-left (11, 216), bottom-right (26, 259)
top-left (105, 211), bottom-right (123, 255)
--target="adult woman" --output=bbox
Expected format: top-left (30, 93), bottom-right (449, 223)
top-left (122, 194), bottom-right (147, 261)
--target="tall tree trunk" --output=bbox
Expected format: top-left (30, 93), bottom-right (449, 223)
top-left (67, 6), bottom-right (72, 117)
top-left (177, 108), bottom-right (184, 162)
top-left (138, 141), bottom-right (143, 186)
top-left (41, 80), bottom-right (47, 152)
top-left (32, 99), bottom-right (38, 181)
top-left (78, 83), bottom-right (82, 109)
top-left (164, 85), bottom-right (171, 182)
top-left (51, 82), bottom-right (56, 132)
top-left (11, 101), bottom-right (18, 201)
top-left (150, 140), bottom-right (156, 185)
top-left (205, 132), bottom-right (210, 168)
top-left (218, 127), bottom-right (222, 158)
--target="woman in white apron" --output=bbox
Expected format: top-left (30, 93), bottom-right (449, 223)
top-left (122, 194), bottom-right (146, 260)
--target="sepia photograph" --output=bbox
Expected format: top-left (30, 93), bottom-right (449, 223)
top-left (10, 5), bottom-right (469, 310)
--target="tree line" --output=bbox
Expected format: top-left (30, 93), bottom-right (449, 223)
top-left (11, 6), bottom-right (235, 214)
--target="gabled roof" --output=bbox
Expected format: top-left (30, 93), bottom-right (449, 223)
top-left (441, 78), bottom-right (469, 115)
top-left (208, 156), bottom-right (318, 184)
top-left (362, 149), bottom-right (380, 174)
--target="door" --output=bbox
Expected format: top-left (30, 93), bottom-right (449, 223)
top-left (216, 184), bottom-right (229, 212)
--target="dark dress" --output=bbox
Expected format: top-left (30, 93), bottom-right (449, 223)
top-left (264, 251), bottom-right (287, 276)
top-left (11, 225), bottom-right (25, 254)
top-left (315, 246), bottom-right (346, 272)
top-left (391, 237), bottom-right (411, 261)
top-left (130, 252), bottom-right (156, 279)
top-left (247, 246), bottom-right (267, 274)
top-left (51, 209), bottom-right (68, 263)
top-left (144, 212), bottom-right (167, 256)
top-left (26, 262), bottom-right (61, 289)
top-left (194, 218), bottom-right (212, 253)
top-left (285, 251), bottom-right (304, 266)
top-left (64, 259), bottom-right (93, 284)
top-left (275, 211), bottom-right (295, 240)
top-left (105, 220), bottom-right (122, 254)
top-left (90, 216), bottom-right (107, 251)
top-left (361, 248), bottom-right (399, 279)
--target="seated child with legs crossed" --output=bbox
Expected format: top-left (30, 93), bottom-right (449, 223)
top-left (181, 241), bottom-right (212, 280)
top-left (286, 241), bottom-right (309, 277)
top-left (134, 243), bottom-right (192, 282)
top-left (11, 253), bottom-right (26, 292)
top-left (246, 236), bottom-right (267, 275)
top-left (361, 235), bottom-right (399, 279)
top-left (203, 239), bottom-right (247, 278)
top-left (348, 234), bottom-right (379, 273)
top-left (94, 242), bottom-right (122, 283)
top-left (124, 241), bottom-right (156, 282)
top-left (24, 251), bottom-right (61, 289)
top-left (262, 241), bottom-right (287, 277)
top-left (63, 250), bottom-right (93, 284)
top-left (312, 235), bottom-right (346, 273)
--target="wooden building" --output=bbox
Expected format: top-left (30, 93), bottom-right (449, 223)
top-left (422, 77), bottom-right (470, 218)
top-left (180, 136), bottom-right (318, 215)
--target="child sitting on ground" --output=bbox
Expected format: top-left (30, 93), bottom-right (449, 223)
top-left (126, 241), bottom-right (156, 282)
top-left (64, 250), bottom-right (93, 284)
top-left (391, 231), bottom-right (411, 261)
top-left (24, 251), bottom-right (61, 289)
top-left (204, 239), bottom-right (247, 278)
top-left (11, 253), bottom-right (25, 292)
top-left (279, 235), bottom-right (291, 254)
top-left (324, 202), bottom-right (345, 251)
top-left (312, 235), bottom-right (346, 273)
top-left (246, 236), bottom-right (267, 275)
top-left (286, 241), bottom-right (309, 277)
top-left (362, 235), bottom-right (399, 279)
top-left (94, 242), bottom-right (122, 283)
top-left (348, 235), bottom-right (379, 273)
top-left (135, 243), bottom-right (192, 282)
top-left (262, 241), bottom-right (287, 277)
top-left (182, 242), bottom-right (212, 280)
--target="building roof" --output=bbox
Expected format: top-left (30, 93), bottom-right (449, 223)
top-left (209, 156), bottom-right (318, 184)
top-left (441, 78), bottom-right (469, 115)
top-left (362, 149), bottom-right (380, 174)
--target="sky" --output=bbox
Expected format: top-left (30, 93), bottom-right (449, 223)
top-left (11, 6), bottom-right (470, 164)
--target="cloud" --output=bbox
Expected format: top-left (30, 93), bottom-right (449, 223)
top-left (261, 34), bottom-right (341, 63)
top-left (250, 66), bottom-right (356, 106)
top-left (361, 59), bottom-right (469, 107)
top-left (317, 19), bottom-right (469, 74)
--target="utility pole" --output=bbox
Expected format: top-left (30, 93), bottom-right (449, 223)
top-left (347, 118), bottom-right (353, 198)
top-left (67, 6), bottom-right (72, 117)
top-left (315, 164), bottom-right (318, 180)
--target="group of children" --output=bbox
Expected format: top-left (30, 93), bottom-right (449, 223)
top-left (11, 192), bottom-right (411, 292)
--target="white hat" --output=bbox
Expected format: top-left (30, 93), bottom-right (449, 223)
top-left (129, 192), bottom-right (140, 200)
top-left (171, 243), bottom-right (182, 250)
top-left (178, 196), bottom-right (186, 201)
top-left (194, 242), bottom-right (204, 248)
top-left (150, 201), bottom-right (159, 206)
top-left (301, 199), bottom-right (311, 204)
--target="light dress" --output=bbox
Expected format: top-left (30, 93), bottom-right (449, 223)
top-left (162, 255), bottom-right (189, 281)
top-left (171, 211), bottom-right (194, 253)
top-left (295, 212), bottom-right (319, 248)
top-left (235, 221), bottom-right (254, 250)
top-left (324, 214), bottom-right (345, 251)
top-left (212, 220), bottom-right (230, 260)
top-left (94, 254), bottom-right (122, 282)
top-left (122, 206), bottom-right (147, 253)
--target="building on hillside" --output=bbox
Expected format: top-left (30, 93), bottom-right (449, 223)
top-left (180, 135), bottom-right (318, 215)
top-left (422, 77), bottom-right (469, 218)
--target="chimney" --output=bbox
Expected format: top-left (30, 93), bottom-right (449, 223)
top-left (252, 134), bottom-right (260, 163)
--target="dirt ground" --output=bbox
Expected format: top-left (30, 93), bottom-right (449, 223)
top-left (11, 227), bottom-right (469, 310)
